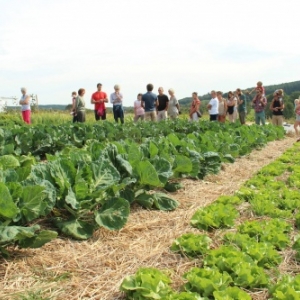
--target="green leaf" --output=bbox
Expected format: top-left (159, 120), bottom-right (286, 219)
top-left (135, 161), bottom-right (164, 187)
top-left (119, 188), bottom-right (135, 203)
top-left (149, 141), bottom-right (159, 158)
top-left (183, 267), bottom-right (232, 297)
top-left (152, 192), bottom-right (179, 211)
top-left (115, 154), bottom-right (132, 177)
top-left (150, 157), bottom-right (173, 185)
top-left (54, 218), bottom-right (94, 240)
top-left (90, 159), bottom-right (121, 192)
top-left (49, 158), bottom-right (76, 197)
top-left (0, 225), bottom-right (40, 245)
top-left (173, 155), bottom-right (193, 173)
top-left (65, 188), bottom-right (79, 210)
top-left (0, 182), bottom-right (18, 219)
top-left (171, 233), bottom-right (211, 257)
top-left (0, 155), bottom-right (20, 169)
top-left (213, 287), bottom-right (251, 300)
top-left (135, 192), bottom-right (155, 209)
top-left (95, 197), bottom-right (130, 230)
top-left (19, 230), bottom-right (58, 248)
top-left (120, 267), bottom-right (172, 298)
top-left (19, 185), bottom-right (48, 222)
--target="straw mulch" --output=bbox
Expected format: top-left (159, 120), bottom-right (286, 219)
top-left (0, 137), bottom-right (297, 300)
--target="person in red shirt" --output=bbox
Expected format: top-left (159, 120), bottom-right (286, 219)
top-left (91, 83), bottom-right (108, 120)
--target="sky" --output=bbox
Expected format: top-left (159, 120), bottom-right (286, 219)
top-left (0, 0), bottom-right (299, 109)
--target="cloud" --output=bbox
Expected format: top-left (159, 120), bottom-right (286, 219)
top-left (0, 0), bottom-right (299, 107)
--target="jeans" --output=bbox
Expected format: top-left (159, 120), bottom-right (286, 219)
top-left (255, 111), bottom-right (265, 125)
top-left (113, 105), bottom-right (124, 124)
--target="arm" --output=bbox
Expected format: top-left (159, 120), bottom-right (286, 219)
top-left (110, 93), bottom-right (115, 104)
top-left (91, 96), bottom-right (96, 104)
top-left (238, 95), bottom-right (244, 105)
top-left (207, 103), bottom-right (212, 109)
top-left (134, 102), bottom-right (137, 116)
top-left (261, 97), bottom-right (267, 107)
top-left (165, 96), bottom-right (169, 111)
top-left (223, 100), bottom-right (227, 115)
top-left (103, 93), bottom-right (108, 103)
top-left (175, 98), bottom-right (180, 111)
top-left (19, 95), bottom-right (30, 105)
top-left (72, 98), bottom-right (76, 111)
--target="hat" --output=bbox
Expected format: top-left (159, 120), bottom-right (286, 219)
top-left (21, 87), bottom-right (26, 92)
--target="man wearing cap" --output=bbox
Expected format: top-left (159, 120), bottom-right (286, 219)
top-left (91, 83), bottom-right (108, 121)
top-left (19, 87), bottom-right (31, 124)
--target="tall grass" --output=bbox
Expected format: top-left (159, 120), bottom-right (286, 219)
top-left (0, 109), bottom-right (295, 127)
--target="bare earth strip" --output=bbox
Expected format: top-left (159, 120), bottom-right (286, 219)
top-left (0, 137), bottom-right (297, 300)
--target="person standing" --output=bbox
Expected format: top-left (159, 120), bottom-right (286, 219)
top-left (73, 88), bottom-right (86, 122)
top-left (207, 90), bottom-right (219, 121)
top-left (142, 83), bottom-right (158, 122)
top-left (270, 92), bottom-right (284, 126)
top-left (71, 91), bottom-right (78, 123)
top-left (156, 87), bottom-right (169, 121)
top-left (294, 98), bottom-right (300, 138)
top-left (250, 81), bottom-right (265, 96)
top-left (252, 88), bottom-right (267, 125)
top-left (226, 91), bottom-right (236, 123)
top-left (19, 87), bottom-right (31, 124)
top-left (217, 91), bottom-right (227, 123)
top-left (236, 88), bottom-right (246, 125)
top-left (110, 84), bottom-right (124, 124)
top-left (91, 83), bottom-right (108, 121)
top-left (134, 93), bottom-right (145, 122)
top-left (189, 92), bottom-right (201, 122)
top-left (168, 88), bottom-right (180, 120)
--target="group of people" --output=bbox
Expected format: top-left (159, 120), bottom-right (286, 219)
top-left (71, 83), bottom-right (180, 123)
top-left (18, 82), bottom-right (300, 142)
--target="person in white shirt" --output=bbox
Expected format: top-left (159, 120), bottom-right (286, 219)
top-left (134, 93), bottom-right (145, 122)
top-left (110, 84), bottom-right (124, 124)
top-left (207, 90), bottom-right (219, 121)
top-left (167, 88), bottom-right (180, 119)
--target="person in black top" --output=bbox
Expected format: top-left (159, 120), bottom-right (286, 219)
top-left (157, 87), bottom-right (169, 121)
top-left (270, 91), bottom-right (284, 126)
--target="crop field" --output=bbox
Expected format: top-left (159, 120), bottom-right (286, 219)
top-left (0, 116), bottom-right (299, 299)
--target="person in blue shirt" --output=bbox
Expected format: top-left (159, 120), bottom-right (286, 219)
top-left (141, 83), bottom-right (158, 122)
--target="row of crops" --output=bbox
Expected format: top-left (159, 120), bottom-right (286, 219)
top-left (120, 143), bottom-right (300, 299)
top-left (0, 121), bottom-right (285, 256)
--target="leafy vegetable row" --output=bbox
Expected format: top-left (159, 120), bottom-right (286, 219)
top-left (0, 122), bottom-right (284, 256)
top-left (0, 120), bottom-right (284, 157)
top-left (120, 142), bottom-right (300, 299)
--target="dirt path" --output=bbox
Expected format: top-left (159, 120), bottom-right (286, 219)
top-left (0, 137), bottom-right (296, 300)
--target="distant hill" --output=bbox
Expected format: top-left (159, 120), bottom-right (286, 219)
top-left (178, 80), bottom-right (300, 106)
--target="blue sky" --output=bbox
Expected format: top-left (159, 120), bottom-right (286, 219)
top-left (0, 0), bottom-right (299, 109)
